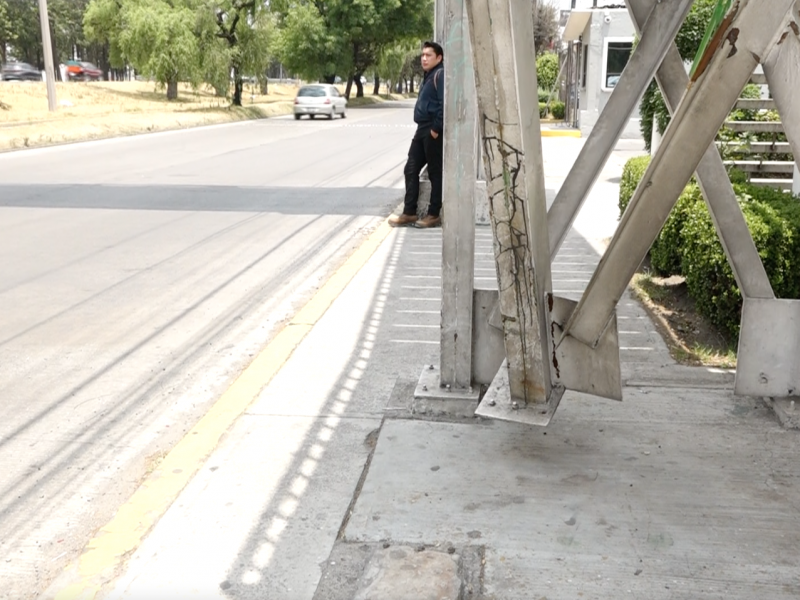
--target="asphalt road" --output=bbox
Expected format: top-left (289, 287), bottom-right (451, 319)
top-left (0, 105), bottom-right (415, 599)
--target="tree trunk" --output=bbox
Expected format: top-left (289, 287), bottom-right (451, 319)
top-left (232, 65), bottom-right (243, 106)
top-left (409, 77), bottom-right (414, 94)
top-left (167, 78), bottom-right (178, 100)
top-left (354, 75), bottom-right (364, 98)
top-left (373, 76), bottom-right (380, 96)
top-left (167, 80), bottom-right (179, 100)
top-left (260, 71), bottom-right (268, 95)
top-left (344, 77), bottom-right (353, 99)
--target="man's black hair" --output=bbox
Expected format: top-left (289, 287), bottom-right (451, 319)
top-left (422, 40), bottom-right (444, 58)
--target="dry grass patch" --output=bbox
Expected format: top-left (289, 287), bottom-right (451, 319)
top-left (0, 80), bottom-right (299, 151)
top-left (630, 270), bottom-right (737, 369)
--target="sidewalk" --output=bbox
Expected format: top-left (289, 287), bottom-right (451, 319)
top-left (46, 138), bottom-right (800, 599)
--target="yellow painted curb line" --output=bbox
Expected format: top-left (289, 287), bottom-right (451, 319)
top-left (540, 128), bottom-right (581, 138)
top-left (51, 219), bottom-right (394, 600)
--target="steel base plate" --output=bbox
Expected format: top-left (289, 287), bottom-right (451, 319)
top-left (413, 364), bottom-right (481, 418)
top-left (474, 360), bottom-right (564, 426)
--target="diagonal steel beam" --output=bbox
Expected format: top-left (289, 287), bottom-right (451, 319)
top-left (762, 1), bottom-right (800, 170)
top-left (547, 0), bottom-right (695, 260)
top-left (627, 0), bottom-right (774, 300)
top-left (562, 0), bottom-right (796, 348)
top-left (465, 0), bottom-right (555, 405)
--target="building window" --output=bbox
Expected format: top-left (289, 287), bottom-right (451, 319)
top-left (602, 38), bottom-right (633, 90)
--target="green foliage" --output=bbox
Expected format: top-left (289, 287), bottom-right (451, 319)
top-left (550, 100), bottom-right (565, 120)
top-left (619, 155), bottom-right (800, 340)
top-left (274, 3), bottom-right (338, 82)
top-left (377, 41), bottom-right (417, 94)
top-left (538, 88), bottom-right (550, 103)
top-left (650, 184), bottom-right (702, 276)
top-left (0, 0), bottom-right (12, 59)
top-left (538, 102), bottom-right (548, 118)
top-left (84, 0), bottom-right (125, 67)
top-left (680, 188), bottom-right (800, 338)
top-left (728, 83), bottom-right (761, 122)
top-left (3, 0), bottom-right (42, 65)
top-left (535, 52), bottom-right (558, 92)
top-left (274, 0), bottom-right (432, 97)
top-left (117, 0), bottom-right (200, 95)
top-left (639, 0), bottom-right (717, 150)
top-left (618, 155), bottom-right (651, 215)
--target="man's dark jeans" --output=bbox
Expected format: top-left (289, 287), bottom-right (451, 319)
top-left (403, 131), bottom-right (443, 217)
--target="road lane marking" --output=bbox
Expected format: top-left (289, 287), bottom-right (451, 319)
top-left (48, 219), bottom-right (395, 600)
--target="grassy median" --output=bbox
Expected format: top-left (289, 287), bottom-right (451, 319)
top-left (0, 80), bottom-right (300, 152)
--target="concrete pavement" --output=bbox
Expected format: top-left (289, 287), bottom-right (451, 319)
top-left (43, 136), bottom-right (800, 599)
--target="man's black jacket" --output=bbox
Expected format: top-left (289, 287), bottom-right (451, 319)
top-left (413, 62), bottom-right (444, 137)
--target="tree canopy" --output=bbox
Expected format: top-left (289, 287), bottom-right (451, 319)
top-left (534, 0), bottom-right (560, 54)
top-left (273, 0), bottom-right (432, 98)
top-left (4, 0), bottom-right (433, 102)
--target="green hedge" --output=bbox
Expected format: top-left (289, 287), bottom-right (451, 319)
top-left (550, 101), bottom-right (565, 120)
top-left (619, 155), bottom-right (800, 340)
top-left (618, 155), bottom-right (651, 214)
top-left (538, 89), bottom-right (550, 103)
top-left (539, 102), bottom-right (547, 118)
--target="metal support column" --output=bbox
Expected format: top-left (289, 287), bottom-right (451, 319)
top-left (38, 0), bottom-right (58, 112)
top-left (466, 0), bottom-right (558, 415)
top-left (414, 0), bottom-right (481, 413)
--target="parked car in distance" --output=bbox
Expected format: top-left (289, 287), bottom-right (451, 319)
top-left (66, 60), bottom-right (103, 81)
top-left (1, 62), bottom-right (41, 81)
top-left (293, 84), bottom-right (347, 120)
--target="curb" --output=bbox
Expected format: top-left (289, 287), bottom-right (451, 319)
top-left (541, 128), bottom-right (581, 138)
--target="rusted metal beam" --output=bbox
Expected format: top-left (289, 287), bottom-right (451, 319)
top-left (466, 0), bottom-right (556, 406)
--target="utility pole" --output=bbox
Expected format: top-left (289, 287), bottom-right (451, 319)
top-left (38, 0), bottom-right (58, 112)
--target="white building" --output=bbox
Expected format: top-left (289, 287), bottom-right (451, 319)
top-left (560, 5), bottom-right (641, 138)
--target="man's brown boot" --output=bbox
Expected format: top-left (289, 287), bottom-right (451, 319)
top-left (389, 213), bottom-right (418, 227)
top-left (415, 214), bottom-right (441, 228)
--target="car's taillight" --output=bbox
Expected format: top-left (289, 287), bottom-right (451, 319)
top-left (294, 98), bottom-right (299, 104)
top-left (324, 98), bottom-right (331, 104)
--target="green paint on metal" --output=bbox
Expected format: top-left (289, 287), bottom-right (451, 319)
top-left (690, 0), bottom-right (735, 78)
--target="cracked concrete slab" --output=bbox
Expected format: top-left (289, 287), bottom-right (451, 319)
top-left (344, 387), bottom-right (800, 599)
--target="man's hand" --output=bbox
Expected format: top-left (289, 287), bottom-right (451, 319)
top-left (431, 130), bottom-right (439, 139)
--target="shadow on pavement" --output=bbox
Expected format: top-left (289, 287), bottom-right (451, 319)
top-left (0, 184), bottom-right (402, 216)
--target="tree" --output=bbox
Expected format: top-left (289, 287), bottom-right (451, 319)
top-left (376, 41), bottom-right (415, 95)
top-left (4, 0), bottom-right (42, 66)
top-left (274, 0), bottom-right (432, 98)
top-left (535, 52), bottom-right (558, 91)
top-left (0, 0), bottom-right (12, 63)
top-left (533, 0), bottom-right (559, 54)
top-left (199, 0), bottom-right (275, 106)
top-left (639, 0), bottom-right (716, 149)
top-left (49, 0), bottom-right (90, 63)
top-left (274, 2), bottom-right (339, 82)
top-left (86, 0), bottom-right (201, 99)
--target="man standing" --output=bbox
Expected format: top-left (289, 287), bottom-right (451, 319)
top-left (389, 41), bottom-right (444, 228)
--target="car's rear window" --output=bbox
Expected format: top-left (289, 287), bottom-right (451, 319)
top-left (298, 87), bottom-right (326, 97)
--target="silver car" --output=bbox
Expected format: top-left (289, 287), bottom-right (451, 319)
top-left (293, 84), bottom-right (347, 120)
